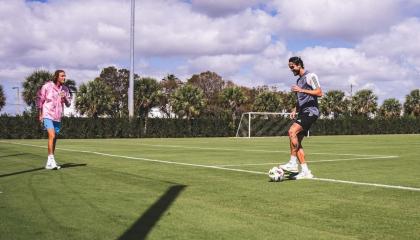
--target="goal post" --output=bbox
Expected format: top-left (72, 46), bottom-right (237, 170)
top-left (235, 112), bottom-right (292, 138)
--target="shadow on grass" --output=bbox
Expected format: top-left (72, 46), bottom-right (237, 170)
top-left (118, 185), bottom-right (187, 240)
top-left (0, 163), bottom-right (87, 178)
top-left (0, 153), bottom-right (27, 159)
top-left (60, 163), bottom-right (87, 169)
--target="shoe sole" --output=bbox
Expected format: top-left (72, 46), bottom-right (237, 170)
top-left (280, 168), bottom-right (299, 173)
top-left (45, 166), bottom-right (61, 170)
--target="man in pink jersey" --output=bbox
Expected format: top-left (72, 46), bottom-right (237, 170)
top-left (37, 70), bottom-right (72, 170)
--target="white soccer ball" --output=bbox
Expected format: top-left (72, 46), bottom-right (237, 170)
top-left (268, 166), bottom-right (285, 182)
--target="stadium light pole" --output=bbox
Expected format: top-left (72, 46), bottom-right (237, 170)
top-left (12, 86), bottom-right (20, 115)
top-left (128, 0), bottom-right (135, 118)
top-left (350, 84), bottom-right (353, 116)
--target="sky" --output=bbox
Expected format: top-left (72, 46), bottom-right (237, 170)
top-left (1, 0), bottom-right (420, 115)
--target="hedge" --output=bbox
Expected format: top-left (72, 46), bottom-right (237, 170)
top-left (0, 116), bottom-right (418, 139)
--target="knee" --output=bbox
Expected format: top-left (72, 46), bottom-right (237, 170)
top-left (48, 132), bottom-right (56, 139)
top-left (288, 129), bottom-right (296, 138)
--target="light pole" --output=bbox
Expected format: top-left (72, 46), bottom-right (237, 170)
top-left (350, 84), bottom-right (353, 116)
top-left (12, 86), bottom-right (20, 115)
top-left (128, 0), bottom-right (135, 118)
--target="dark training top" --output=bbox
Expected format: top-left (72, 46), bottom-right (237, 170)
top-left (295, 71), bottom-right (320, 117)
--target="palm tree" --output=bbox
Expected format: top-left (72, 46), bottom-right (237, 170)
top-left (159, 74), bottom-right (182, 118)
top-left (22, 70), bottom-right (52, 113)
top-left (0, 85), bottom-right (5, 112)
top-left (378, 98), bottom-right (402, 118)
top-left (220, 86), bottom-right (247, 121)
top-left (134, 77), bottom-right (162, 133)
top-left (320, 90), bottom-right (347, 118)
top-left (351, 89), bottom-right (378, 117)
top-left (75, 78), bottom-right (114, 118)
top-left (64, 79), bottom-right (77, 97)
top-left (170, 84), bottom-right (206, 119)
top-left (403, 89), bottom-right (419, 117)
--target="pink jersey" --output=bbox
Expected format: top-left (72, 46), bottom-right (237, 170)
top-left (37, 81), bottom-right (71, 122)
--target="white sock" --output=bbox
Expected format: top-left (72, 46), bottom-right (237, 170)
top-left (301, 163), bottom-right (309, 172)
top-left (48, 154), bottom-right (54, 160)
top-left (290, 155), bottom-right (297, 165)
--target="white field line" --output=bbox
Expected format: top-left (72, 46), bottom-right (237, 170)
top-left (216, 156), bottom-right (399, 167)
top-left (311, 178), bottom-right (420, 192)
top-left (135, 143), bottom-right (393, 157)
top-left (1, 141), bottom-right (418, 192)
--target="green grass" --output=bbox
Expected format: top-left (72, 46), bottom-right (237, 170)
top-left (1, 135), bottom-right (419, 240)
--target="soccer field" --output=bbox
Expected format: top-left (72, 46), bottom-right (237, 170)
top-left (1, 135), bottom-right (419, 240)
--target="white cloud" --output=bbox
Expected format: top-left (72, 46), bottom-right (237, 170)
top-left (136, 1), bottom-right (274, 56)
top-left (357, 18), bottom-right (420, 74)
top-left (190, 0), bottom-right (263, 17)
top-left (297, 46), bottom-right (417, 102)
top-left (0, 0), bottom-right (419, 115)
top-left (270, 0), bottom-right (402, 40)
top-left (187, 54), bottom-right (254, 76)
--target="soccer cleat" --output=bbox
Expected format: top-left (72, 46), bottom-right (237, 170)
top-left (279, 162), bottom-right (299, 173)
top-left (293, 170), bottom-right (313, 180)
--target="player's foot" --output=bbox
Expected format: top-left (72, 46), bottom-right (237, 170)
top-left (293, 170), bottom-right (313, 180)
top-left (45, 163), bottom-right (60, 170)
top-left (279, 162), bottom-right (299, 173)
top-left (45, 158), bottom-right (61, 170)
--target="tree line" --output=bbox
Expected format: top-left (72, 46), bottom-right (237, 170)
top-left (0, 66), bottom-right (419, 122)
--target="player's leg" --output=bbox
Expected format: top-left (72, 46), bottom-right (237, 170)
top-left (293, 112), bottom-right (318, 179)
top-left (44, 119), bottom-right (60, 170)
top-left (47, 128), bottom-right (55, 156)
top-left (296, 132), bottom-right (305, 164)
top-left (289, 138), bottom-right (298, 165)
top-left (45, 128), bottom-right (57, 169)
top-left (289, 123), bottom-right (303, 153)
top-left (294, 132), bottom-right (313, 179)
top-left (279, 123), bottom-right (302, 173)
top-left (51, 121), bottom-right (62, 169)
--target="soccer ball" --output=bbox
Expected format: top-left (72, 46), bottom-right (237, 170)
top-left (268, 166), bottom-right (285, 182)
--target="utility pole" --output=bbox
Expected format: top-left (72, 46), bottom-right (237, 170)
top-left (12, 86), bottom-right (20, 115)
top-left (128, 0), bottom-right (135, 118)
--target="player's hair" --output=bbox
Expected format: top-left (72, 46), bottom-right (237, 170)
top-left (289, 56), bottom-right (304, 68)
top-left (53, 70), bottom-right (65, 83)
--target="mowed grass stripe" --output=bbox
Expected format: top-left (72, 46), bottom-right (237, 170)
top-left (135, 143), bottom-right (395, 157)
top-left (216, 155), bottom-right (399, 167)
top-left (2, 141), bottom-right (419, 192)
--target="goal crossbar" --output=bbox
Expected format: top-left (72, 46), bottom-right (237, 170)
top-left (235, 112), bottom-right (291, 138)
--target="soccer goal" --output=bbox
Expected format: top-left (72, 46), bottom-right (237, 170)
top-left (235, 112), bottom-right (292, 138)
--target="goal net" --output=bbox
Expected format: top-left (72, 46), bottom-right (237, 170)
top-left (235, 112), bottom-right (292, 138)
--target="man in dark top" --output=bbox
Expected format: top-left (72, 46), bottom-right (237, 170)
top-left (280, 56), bottom-right (323, 179)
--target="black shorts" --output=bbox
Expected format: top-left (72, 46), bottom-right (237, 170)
top-left (294, 112), bottom-right (318, 131)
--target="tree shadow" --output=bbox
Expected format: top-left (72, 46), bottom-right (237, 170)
top-left (0, 163), bottom-right (87, 178)
top-left (118, 185), bottom-right (187, 240)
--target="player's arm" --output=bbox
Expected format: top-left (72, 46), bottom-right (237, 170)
top-left (61, 88), bottom-right (71, 107)
top-left (290, 107), bottom-right (297, 119)
top-left (36, 85), bottom-right (46, 122)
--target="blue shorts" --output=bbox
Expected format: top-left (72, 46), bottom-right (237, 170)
top-left (43, 118), bottom-right (61, 134)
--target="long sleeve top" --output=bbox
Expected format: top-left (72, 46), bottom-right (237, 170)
top-left (37, 81), bottom-right (71, 122)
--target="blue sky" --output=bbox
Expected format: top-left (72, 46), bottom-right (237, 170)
top-left (1, 0), bottom-right (420, 115)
